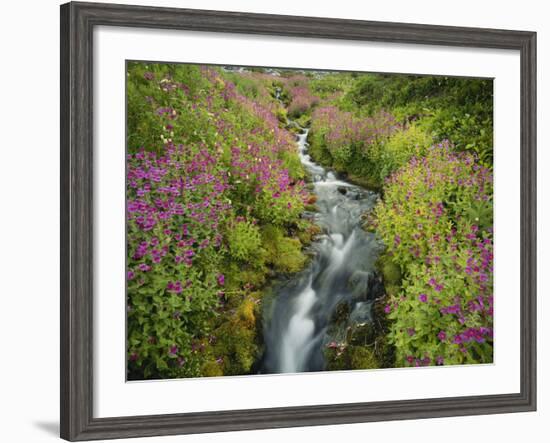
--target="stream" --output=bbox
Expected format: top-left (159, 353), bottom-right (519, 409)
top-left (260, 124), bottom-right (383, 374)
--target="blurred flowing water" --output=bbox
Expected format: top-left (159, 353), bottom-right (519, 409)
top-left (261, 127), bottom-right (383, 374)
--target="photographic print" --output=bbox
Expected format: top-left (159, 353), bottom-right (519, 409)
top-left (126, 61), bottom-right (494, 380)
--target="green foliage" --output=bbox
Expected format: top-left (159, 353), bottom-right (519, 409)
top-left (254, 188), bottom-right (305, 226)
top-left (127, 265), bottom-right (222, 379)
top-left (374, 143), bottom-right (493, 367)
top-left (309, 73), bottom-right (354, 99)
top-left (343, 73), bottom-right (494, 163)
top-left (226, 219), bottom-right (262, 261)
top-left (279, 149), bottom-right (306, 181)
top-left (126, 62), bottom-right (215, 155)
top-left (308, 72), bottom-right (492, 189)
top-left (226, 72), bottom-right (261, 99)
top-left (368, 124), bottom-right (433, 184)
top-left (126, 63), bottom-right (314, 379)
top-left (224, 260), bottom-right (268, 291)
top-left (126, 63), bottom-right (495, 377)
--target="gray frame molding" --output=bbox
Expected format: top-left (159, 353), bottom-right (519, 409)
top-left (60, 1), bottom-right (537, 441)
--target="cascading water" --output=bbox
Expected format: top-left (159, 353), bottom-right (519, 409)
top-left (261, 125), bottom-right (383, 374)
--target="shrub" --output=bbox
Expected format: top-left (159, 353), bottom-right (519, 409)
top-left (308, 106), bottom-right (402, 179)
top-left (254, 186), bottom-right (305, 226)
top-left (343, 73), bottom-right (493, 165)
top-left (126, 143), bottom-right (229, 379)
top-left (226, 219), bottom-right (262, 261)
top-left (278, 75), bottom-right (320, 119)
top-left (374, 142), bottom-right (493, 367)
top-left (369, 124), bottom-right (433, 183)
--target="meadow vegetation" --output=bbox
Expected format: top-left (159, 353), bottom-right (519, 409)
top-left (126, 63), bottom-right (494, 377)
top-left (306, 71), bottom-right (494, 368)
top-left (126, 63), bottom-right (315, 379)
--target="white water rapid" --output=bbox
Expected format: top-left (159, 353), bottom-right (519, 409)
top-left (261, 126), bottom-right (382, 374)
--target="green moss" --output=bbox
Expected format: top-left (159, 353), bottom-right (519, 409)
top-left (214, 322), bottom-right (259, 375)
top-left (295, 113), bottom-right (312, 128)
top-left (345, 172), bottom-right (383, 192)
top-left (377, 253), bottom-right (402, 294)
top-left (212, 296), bottom-right (262, 376)
top-left (349, 323), bottom-right (378, 346)
top-left (275, 107), bottom-right (288, 124)
top-left (296, 222), bottom-right (321, 245)
top-left (274, 237), bottom-right (307, 273)
top-left (201, 360), bottom-right (224, 377)
top-left (224, 261), bottom-right (268, 294)
top-left (325, 345), bottom-right (379, 371)
top-left (349, 346), bottom-right (379, 369)
top-left (237, 298), bottom-right (257, 328)
top-left (261, 224), bottom-right (308, 274)
top-left (325, 349), bottom-right (348, 371)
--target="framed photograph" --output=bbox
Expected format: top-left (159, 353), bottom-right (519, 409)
top-left (60, 1), bottom-right (536, 440)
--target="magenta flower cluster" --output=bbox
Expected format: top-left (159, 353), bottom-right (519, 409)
top-left (126, 63), bottom-right (311, 379)
top-left (376, 141), bottom-right (494, 367)
top-left (311, 106), bottom-right (402, 159)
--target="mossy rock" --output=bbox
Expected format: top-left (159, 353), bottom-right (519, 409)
top-left (275, 107), bottom-right (288, 124)
top-left (345, 173), bottom-right (382, 192)
top-left (325, 348), bottom-right (349, 371)
top-left (237, 298), bottom-right (257, 329)
top-left (329, 301), bottom-right (351, 325)
top-left (274, 237), bottom-right (307, 273)
top-left (374, 336), bottom-right (396, 368)
top-left (349, 323), bottom-right (378, 347)
top-left (202, 359), bottom-right (224, 377)
top-left (296, 222), bottom-right (320, 245)
top-left (349, 346), bottom-right (379, 369)
top-left (261, 224), bottom-right (308, 274)
top-left (213, 317), bottom-right (260, 376)
top-left (295, 113), bottom-right (312, 128)
top-left (325, 345), bottom-right (379, 371)
top-left (377, 254), bottom-right (402, 287)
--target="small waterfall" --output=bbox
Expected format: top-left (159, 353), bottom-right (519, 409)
top-left (279, 281), bottom-right (317, 372)
top-left (261, 125), bottom-right (381, 374)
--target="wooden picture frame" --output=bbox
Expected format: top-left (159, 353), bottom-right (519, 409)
top-left (60, 1), bottom-right (536, 440)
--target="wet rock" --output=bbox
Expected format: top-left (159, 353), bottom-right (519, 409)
top-left (349, 301), bottom-right (374, 327)
top-left (366, 273), bottom-right (385, 301)
top-left (330, 301), bottom-right (351, 325)
top-left (348, 270), bottom-right (371, 300)
top-left (337, 186), bottom-right (347, 195)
